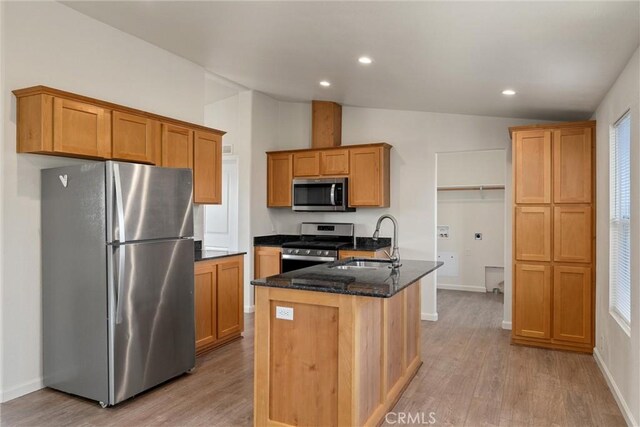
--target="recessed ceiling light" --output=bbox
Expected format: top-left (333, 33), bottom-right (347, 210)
top-left (502, 89), bottom-right (516, 96)
top-left (358, 56), bottom-right (373, 64)
top-left (319, 80), bottom-right (331, 87)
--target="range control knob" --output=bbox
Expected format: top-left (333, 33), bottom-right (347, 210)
top-left (293, 249), bottom-right (299, 254)
top-left (305, 250), bottom-right (311, 255)
top-left (323, 251), bottom-right (329, 256)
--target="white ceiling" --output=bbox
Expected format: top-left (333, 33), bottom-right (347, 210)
top-left (63, 1), bottom-right (640, 121)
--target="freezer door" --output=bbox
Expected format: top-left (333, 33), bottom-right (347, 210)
top-left (110, 238), bottom-right (195, 404)
top-left (106, 161), bottom-right (193, 243)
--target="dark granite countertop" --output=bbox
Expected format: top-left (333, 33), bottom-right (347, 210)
top-left (251, 258), bottom-right (443, 298)
top-left (195, 250), bottom-right (247, 262)
top-left (253, 235), bottom-right (300, 247)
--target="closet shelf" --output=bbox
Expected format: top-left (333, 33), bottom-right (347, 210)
top-left (437, 185), bottom-right (505, 191)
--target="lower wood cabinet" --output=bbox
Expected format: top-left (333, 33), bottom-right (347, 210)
top-left (194, 255), bottom-right (244, 355)
top-left (338, 248), bottom-right (390, 260)
top-left (513, 262), bottom-right (593, 352)
top-left (254, 246), bottom-right (282, 279)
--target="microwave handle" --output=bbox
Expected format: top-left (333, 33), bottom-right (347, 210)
top-left (330, 183), bottom-right (336, 206)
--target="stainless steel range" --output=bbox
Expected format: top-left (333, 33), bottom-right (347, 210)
top-left (281, 222), bottom-right (355, 272)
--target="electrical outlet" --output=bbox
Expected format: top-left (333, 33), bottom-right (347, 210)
top-left (474, 233), bottom-right (483, 240)
top-left (275, 306), bottom-right (294, 321)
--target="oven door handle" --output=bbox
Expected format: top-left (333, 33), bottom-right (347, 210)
top-left (282, 254), bottom-right (337, 262)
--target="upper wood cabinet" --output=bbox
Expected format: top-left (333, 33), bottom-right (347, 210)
top-left (161, 123), bottom-right (193, 169)
top-left (554, 206), bottom-right (592, 263)
top-left (553, 128), bottom-right (592, 203)
top-left (320, 149), bottom-right (349, 175)
top-left (266, 143), bottom-right (391, 208)
top-left (514, 263), bottom-right (551, 339)
top-left (14, 86), bottom-right (225, 205)
top-left (514, 129), bottom-right (551, 204)
top-left (267, 153), bottom-right (293, 207)
top-left (293, 151), bottom-right (320, 177)
top-left (193, 131), bottom-right (222, 204)
top-left (194, 255), bottom-right (244, 355)
top-left (111, 111), bottom-right (155, 164)
top-left (515, 206), bottom-right (552, 262)
top-left (349, 145), bottom-right (391, 207)
top-left (254, 246), bottom-right (282, 279)
top-left (553, 265), bottom-right (592, 344)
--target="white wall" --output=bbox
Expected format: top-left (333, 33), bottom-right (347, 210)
top-left (268, 106), bottom-right (543, 325)
top-left (1, 1), bottom-right (207, 402)
top-left (0, 0), bottom-right (5, 401)
top-left (593, 47), bottom-right (640, 426)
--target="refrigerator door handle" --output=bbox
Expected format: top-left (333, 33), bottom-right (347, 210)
top-left (113, 163), bottom-right (126, 244)
top-left (115, 246), bottom-right (125, 324)
top-left (113, 163), bottom-right (126, 324)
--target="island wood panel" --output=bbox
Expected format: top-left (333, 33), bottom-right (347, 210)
top-left (320, 149), bottom-right (349, 175)
top-left (354, 298), bottom-right (383, 426)
top-left (111, 111), bottom-right (154, 164)
top-left (515, 207), bottom-right (551, 261)
top-left (293, 151), bottom-right (320, 177)
top-left (267, 153), bottom-right (293, 207)
top-left (553, 206), bottom-right (592, 263)
top-left (254, 280), bottom-right (422, 427)
top-left (269, 301), bottom-right (339, 426)
top-left (53, 97), bottom-right (111, 159)
top-left (405, 283), bottom-right (420, 367)
top-left (553, 265), bottom-right (592, 344)
top-left (553, 127), bottom-right (592, 203)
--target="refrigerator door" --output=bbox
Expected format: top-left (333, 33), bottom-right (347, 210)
top-left (109, 238), bottom-right (195, 404)
top-left (106, 161), bottom-right (193, 243)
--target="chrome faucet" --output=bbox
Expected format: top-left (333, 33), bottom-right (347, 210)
top-left (372, 214), bottom-right (401, 269)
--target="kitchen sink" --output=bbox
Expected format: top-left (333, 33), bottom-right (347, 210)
top-left (330, 259), bottom-right (392, 270)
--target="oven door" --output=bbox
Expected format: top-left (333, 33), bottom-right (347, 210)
top-left (292, 178), bottom-right (351, 212)
top-left (281, 254), bottom-right (336, 273)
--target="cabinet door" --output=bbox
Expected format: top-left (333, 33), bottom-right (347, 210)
top-left (267, 153), bottom-right (293, 207)
top-left (553, 266), bottom-right (592, 344)
top-left (293, 151), bottom-right (320, 177)
top-left (514, 130), bottom-right (551, 204)
top-left (217, 258), bottom-right (243, 339)
top-left (111, 111), bottom-right (154, 164)
top-left (161, 123), bottom-right (193, 169)
top-left (194, 262), bottom-right (216, 351)
top-left (515, 207), bottom-right (551, 261)
top-left (320, 149), bottom-right (349, 175)
top-left (254, 247), bottom-right (282, 278)
top-left (53, 97), bottom-right (111, 158)
top-left (554, 206), bottom-right (592, 263)
top-left (553, 128), bottom-right (592, 203)
top-left (514, 264), bottom-right (551, 339)
top-left (349, 146), bottom-right (383, 206)
top-left (193, 131), bottom-right (222, 204)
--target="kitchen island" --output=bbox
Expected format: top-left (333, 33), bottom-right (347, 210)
top-left (251, 258), bottom-right (442, 427)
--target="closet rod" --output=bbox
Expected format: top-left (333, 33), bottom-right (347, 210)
top-left (437, 185), bottom-right (505, 191)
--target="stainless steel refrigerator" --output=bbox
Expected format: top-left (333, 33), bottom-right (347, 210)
top-left (41, 161), bottom-right (196, 407)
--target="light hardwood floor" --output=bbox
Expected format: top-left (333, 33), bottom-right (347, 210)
top-left (0, 290), bottom-right (625, 426)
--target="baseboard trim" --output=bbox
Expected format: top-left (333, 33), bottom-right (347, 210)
top-left (437, 283), bottom-right (486, 293)
top-left (593, 347), bottom-right (637, 427)
top-left (421, 312), bottom-right (438, 321)
top-left (501, 321), bottom-right (512, 330)
top-left (244, 305), bottom-right (255, 314)
top-left (0, 377), bottom-right (43, 403)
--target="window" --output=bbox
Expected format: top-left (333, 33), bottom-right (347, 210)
top-left (610, 111), bottom-right (631, 331)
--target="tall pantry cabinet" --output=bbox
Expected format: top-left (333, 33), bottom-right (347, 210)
top-left (511, 121), bottom-right (595, 353)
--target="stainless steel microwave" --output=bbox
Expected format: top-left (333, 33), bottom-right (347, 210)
top-left (292, 178), bottom-right (355, 212)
